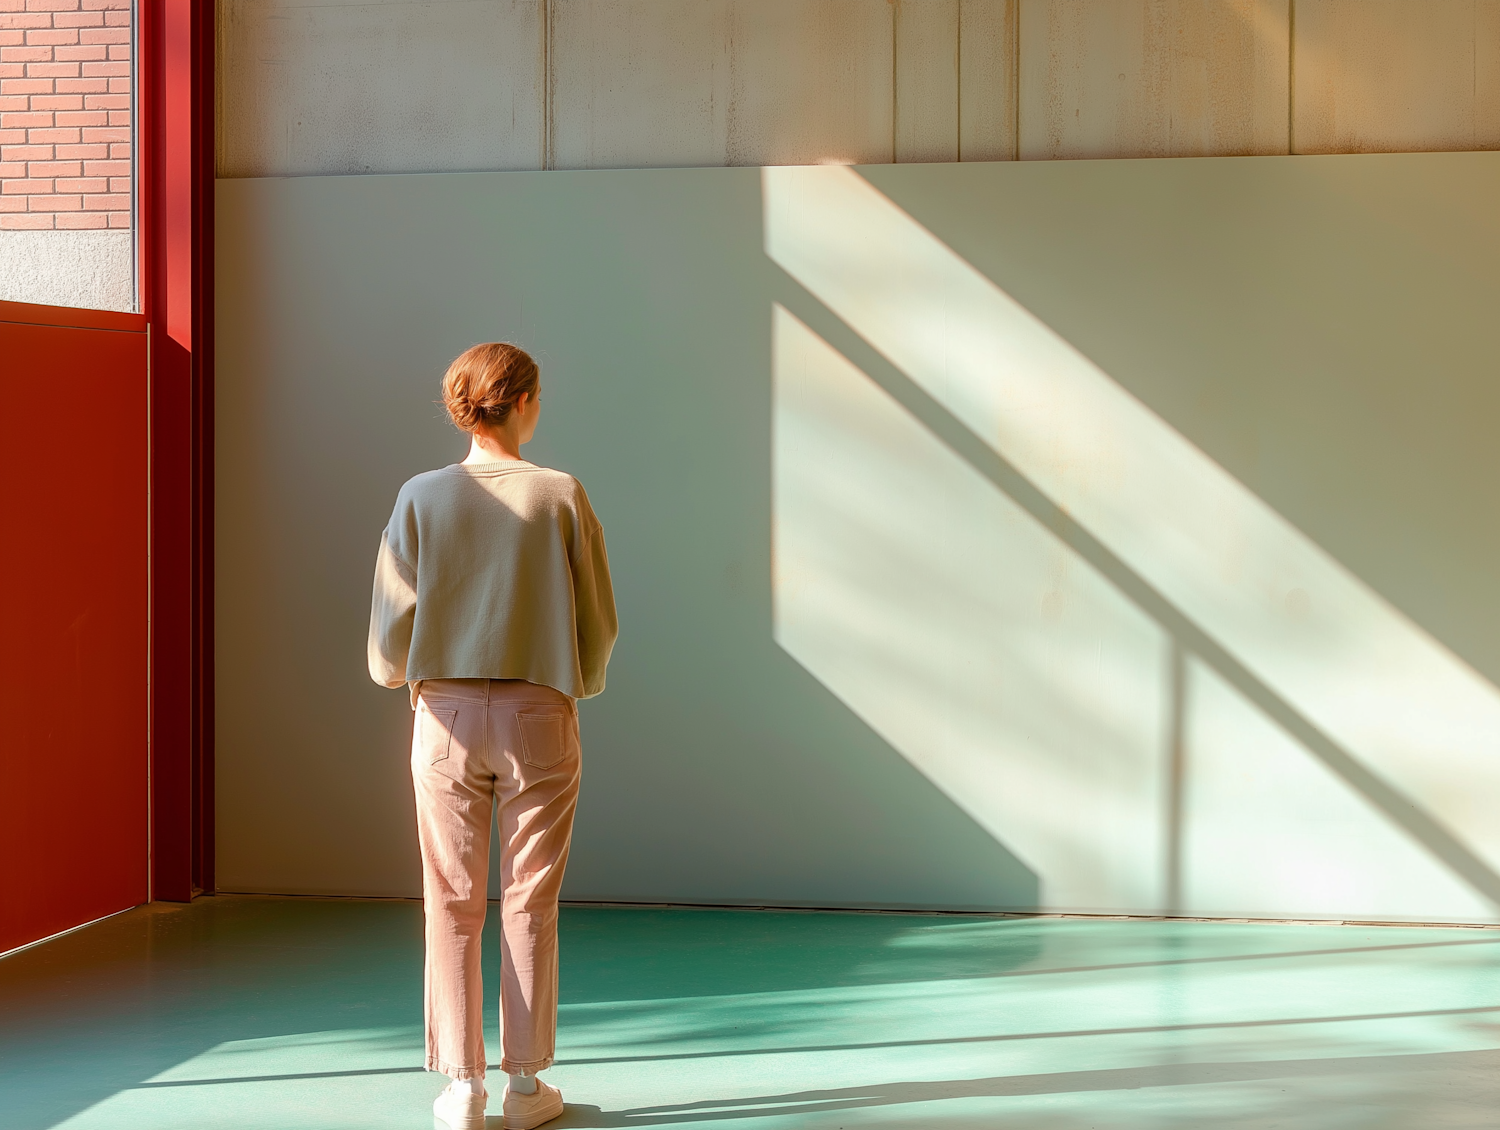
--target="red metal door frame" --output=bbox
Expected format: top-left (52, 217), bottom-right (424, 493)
top-left (139, 0), bottom-right (214, 901)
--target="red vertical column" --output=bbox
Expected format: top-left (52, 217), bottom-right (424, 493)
top-left (141, 0), bottom-right (212, 902)
top-left (189, 0), bottom-right (214, 898)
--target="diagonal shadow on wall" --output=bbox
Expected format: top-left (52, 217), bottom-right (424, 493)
top-left (768, 216), bottom-right (1500, 916)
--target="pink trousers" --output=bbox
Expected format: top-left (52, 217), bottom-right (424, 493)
top-left (411, 678), bottom-right (581, 1078)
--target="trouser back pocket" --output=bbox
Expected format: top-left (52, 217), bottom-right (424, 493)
top-left (417, 703), bottom-right (459, 764)
top-left (517, 711), bottom-right (568, 769)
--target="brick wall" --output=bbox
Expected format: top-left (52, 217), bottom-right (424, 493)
top-left (0, 0), bottom-right (131, 231)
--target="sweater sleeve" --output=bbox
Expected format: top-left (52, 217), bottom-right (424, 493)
top-left (572, 504), bottom-right (619, 699)
top-left (368, 529), bottom-right (418, 688)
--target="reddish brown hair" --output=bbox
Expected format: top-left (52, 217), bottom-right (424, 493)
top-left (440, 342), bottom-right (540, 432)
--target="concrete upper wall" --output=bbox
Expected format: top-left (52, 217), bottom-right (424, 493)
top-left (218, 0), bottom-right (1500, 177)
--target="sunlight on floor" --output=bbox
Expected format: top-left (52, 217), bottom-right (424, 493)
top-left (7, 898), bottom-right (1500, 1129)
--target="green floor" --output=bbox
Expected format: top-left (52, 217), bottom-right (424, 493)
top-left (4, 897), bottom-right (1500, 1128)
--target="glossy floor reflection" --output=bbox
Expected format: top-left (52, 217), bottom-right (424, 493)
top-left (5, 896), bottom-right (1500, 1128)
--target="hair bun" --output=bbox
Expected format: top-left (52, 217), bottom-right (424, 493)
top-left (440, 343), bottom-right (540, 433)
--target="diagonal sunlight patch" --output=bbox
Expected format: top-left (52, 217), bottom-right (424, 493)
top-left (1179, 655), bottom-right (1484, 918)
top-left (765, 165), bottom-right (1500, 921)
top-left (770, 307), bottom-right (1483, 920)
top-left (135, 1027), bottom-right (424, 1085)
top-left (50, 1028), bottom-right (431, 1130)
top-left (772, 306), bottom-right (1167, 912)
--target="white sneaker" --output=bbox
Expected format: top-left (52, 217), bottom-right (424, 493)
top-left (503, 1078), bottom-right (564, 1129)
top-left (433, 1082), bottom-right (487, 1130)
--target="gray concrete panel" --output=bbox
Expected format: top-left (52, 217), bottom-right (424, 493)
top-left (217, 0), bottom-right (544, 177)
top-left (1294, 0), bottom-right (1500, 155)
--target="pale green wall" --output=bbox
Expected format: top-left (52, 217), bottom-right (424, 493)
top-left (216, 153), bottom-right (1500, 919)
top-left (215, 166), bottom-right (1035, 909)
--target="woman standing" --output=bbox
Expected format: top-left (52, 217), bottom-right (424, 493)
top-left (368, 343), bottom-right (618, 1130)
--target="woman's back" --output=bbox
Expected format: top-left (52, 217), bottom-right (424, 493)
top-left (369, 459), bottom-right (616, 701)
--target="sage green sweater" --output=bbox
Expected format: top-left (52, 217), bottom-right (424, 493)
top-left (368, 461), bottom-right (618, 700)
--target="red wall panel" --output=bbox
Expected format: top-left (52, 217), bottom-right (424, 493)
top-left (0, 308), bottom-right (149, 953)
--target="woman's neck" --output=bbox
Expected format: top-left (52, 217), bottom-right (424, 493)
top-left (462, 431), bottom-right (524, 465)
